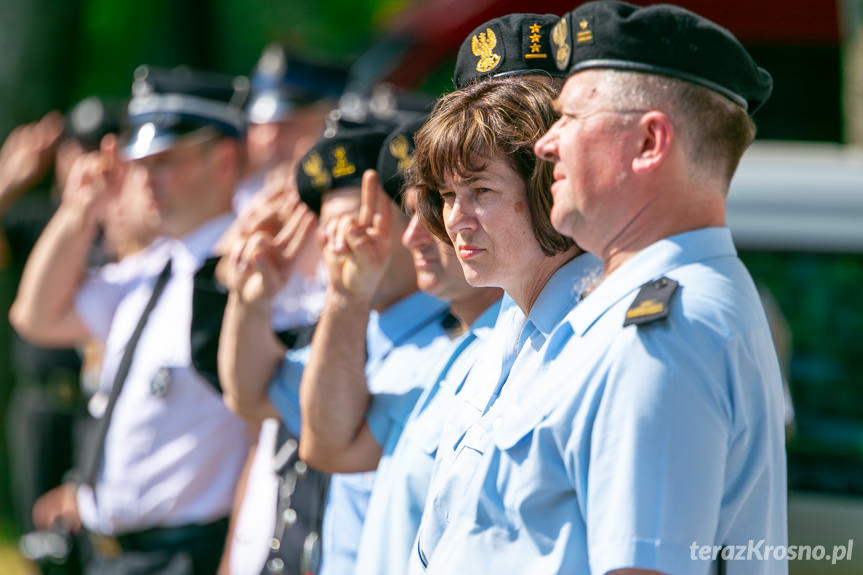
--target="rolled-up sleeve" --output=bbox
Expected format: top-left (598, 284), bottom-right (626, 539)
top-left (268, 346), bottom-right (311, 437)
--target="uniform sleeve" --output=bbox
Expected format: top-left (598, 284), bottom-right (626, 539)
top-left (583, 326), bottom-right (733, 575)
top-left (74, 262), bottom-right (138, 341)
top-left (268, 346), bottom-right (311, 437)
top-left (366, 387), bottom-right (425, 450)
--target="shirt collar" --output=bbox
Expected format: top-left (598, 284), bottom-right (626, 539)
top-left (367, 291), bottom-right (449, 363)
top-left (168, 213), bottom-right (235, 273)
top-left (468, 298), bottom-right (503, 341)
top-left (125, 238), bottom-right (173, 278)
top-left (569, 227), bottom-right (737, 336)
top-left (527, 252), bottom-right (602, 337)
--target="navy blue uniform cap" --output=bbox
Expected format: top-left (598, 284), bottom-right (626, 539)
top-left (124, 66), bottom-right (248, 160)
top-left (247, 45), bottom-right (347, 125)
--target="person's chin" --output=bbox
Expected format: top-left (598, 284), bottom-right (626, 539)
top-left (550, 205), bottom-right (575, 238)
top-left (417, 272), bottom-right (442, 295)
top-left (459, 265), bottom-right (490, 288)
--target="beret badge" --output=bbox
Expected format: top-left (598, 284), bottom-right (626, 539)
top-left (472, 28), bottom-right (502, 73)
top-left (331, 146), bottom-right (357, 178)
top-left (302, 151), bottom-right (331, 190)
top-left (552, 17), bottom-right (571, 70)
top-left (388, 134), bottom-right (413, 172)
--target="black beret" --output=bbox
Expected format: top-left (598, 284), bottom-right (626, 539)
top-left (376, 115), bottom-right (427, 202)
top-left (124, 66), bottom-right (248, 160)
top-left (565, 2), bottom-right (772, 113)
top-left (454, 13), bottom-right (572, 90)
top-left (246, 45), bottom-right (347, 124)
top-left (296, 128), bottom-right (390, 215)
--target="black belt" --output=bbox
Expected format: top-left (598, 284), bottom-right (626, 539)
top-left (88, 516), bottom-right (229, 558)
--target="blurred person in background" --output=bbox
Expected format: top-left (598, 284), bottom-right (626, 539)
top-left (0, 98), bottom-right (133, 545)
top-left (215, 47), bottom-right (349, 575)
top-left (9, 66), bottom-right (251, 574)
top-left (235, 44), bottom-right (346, 215)
top-left (216, 172), bottom-right (326, 575)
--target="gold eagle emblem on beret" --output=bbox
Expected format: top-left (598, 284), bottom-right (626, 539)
top-left (388, 134), bottom-right (413, 172)
top-left (331, 146), bottom-right (356, 178)
top-left (552, 17), bottom-right (571, 70)
top-left (472, 28), bottom-right (502, 73)
top-left (302, 151), bottom-right (331, 189)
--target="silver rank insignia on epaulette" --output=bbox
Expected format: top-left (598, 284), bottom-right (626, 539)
top-left (150, 367), bottom-right (172, 397)
top-left (623, 276), bottom-right (679, 327)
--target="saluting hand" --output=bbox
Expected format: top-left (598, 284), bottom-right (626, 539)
top-left (60, 151), bottom-right (113, 228)
top-left (219, 191), bottom-right (317, 308)
top-left (216, 162), bottom-right (296, 255)
top-left (0, 111), bottom-right (64, 201)
top-left (325, 169), bottom-right (392, 303)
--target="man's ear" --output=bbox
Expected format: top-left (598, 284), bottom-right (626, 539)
top-left (631, 111), bottom-right (673, 174)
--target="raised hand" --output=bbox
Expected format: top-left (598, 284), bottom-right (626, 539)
top-left (0, 111), bottom-right (64, 202)
top-left (216, 162), bottom-right (297, 255)
top-left (218, 192), bottom-right (317, 308)
top-left (60, 151), bottom-right (112, 227)
top-left (324, 169), bottom-right (392, 303)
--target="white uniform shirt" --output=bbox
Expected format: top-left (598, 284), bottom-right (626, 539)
top-left (75, 214), bottom-right (250, 535)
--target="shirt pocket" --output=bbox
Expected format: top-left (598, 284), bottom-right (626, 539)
top-left (403, 407), bottom-right (446, 458)
top-left (436, 423), bottom-right (490, 523)
top-left (488, 402), bottom-right (551, 451)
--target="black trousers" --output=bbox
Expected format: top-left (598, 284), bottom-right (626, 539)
top-left (85, 517), bottom-right (229, 575)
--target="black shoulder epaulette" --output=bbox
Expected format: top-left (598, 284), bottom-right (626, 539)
top-left (623, 276), bottom-right (679, 327)
top-left (190, 255), bottom-right (228, 393)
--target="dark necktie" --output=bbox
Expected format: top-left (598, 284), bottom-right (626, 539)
top-left (83, 258), bottom-right (173, 486)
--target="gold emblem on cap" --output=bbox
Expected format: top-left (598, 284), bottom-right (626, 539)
top-left (302, 151), bottom-right (331, 189)
top-left (524, 22), bottom-right (547, 60)
top-left (552, 17), bottom-right (571, 70)
top-left (331, 146), bottom-right (356, 178)
top-left (472, 28), bottom-right (502, 73)
top-left (576, 19), bottom-right (593, 44)
top-left (388, 135), bottom-right (413, 172)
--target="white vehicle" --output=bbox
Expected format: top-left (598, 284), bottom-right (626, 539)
top-left (729, 142), bottom-right (863, 574)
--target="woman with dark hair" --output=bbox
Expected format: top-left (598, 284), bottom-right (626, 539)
top-left (409, 75), bottom-right (601, 571)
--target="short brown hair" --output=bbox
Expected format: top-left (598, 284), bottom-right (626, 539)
top-left (412, 77), bottom-right (573, 256)
top-left (598, 70), bottom-right (756, 187)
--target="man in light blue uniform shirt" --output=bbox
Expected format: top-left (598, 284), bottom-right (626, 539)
top-left (270, 284), bottom-right (453, 575)
top-left (415, 2), bottom-right (788, 574)
top-left (219, 127), bottom-right (454, 574)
